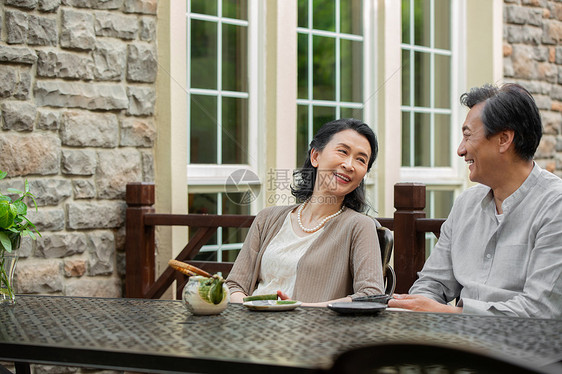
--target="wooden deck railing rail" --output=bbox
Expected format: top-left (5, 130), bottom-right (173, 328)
top-left (125, 182), bottom-right (445, 299)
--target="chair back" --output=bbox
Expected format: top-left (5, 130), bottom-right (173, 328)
top-left (373, 218), bottom-right (395, 295)
top-left (329, 342), bottom-right (559, 374)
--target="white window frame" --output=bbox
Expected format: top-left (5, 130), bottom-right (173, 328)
top-left (185, 1), bottom-right (261, 261)
top-left (399, 0), bottom-right (466, 193)
top-left (186, 0), bottom-right (260, 194)
top-left (296, 0), bottom-right (365, 145)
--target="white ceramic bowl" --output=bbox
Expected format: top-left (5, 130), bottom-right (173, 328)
top-left (182, 276), bottom-right (230, 315)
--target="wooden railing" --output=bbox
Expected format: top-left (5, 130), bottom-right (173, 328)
top-left (125, 182), bottom-right (445, 299)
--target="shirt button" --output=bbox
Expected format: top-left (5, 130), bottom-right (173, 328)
top-left (486, 254), bottom-right (492, 259)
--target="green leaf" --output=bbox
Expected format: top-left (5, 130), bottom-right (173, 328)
top-left (6, 188), bottom-right (23, 195)
top-left (0, 171), bottom-right (7, 180)
top-left (0, 231), bottom-right (12, 252)
top-left (13, 200), bottom-right (27, 216)
top-left (0, 202), bottom-right (16, 229)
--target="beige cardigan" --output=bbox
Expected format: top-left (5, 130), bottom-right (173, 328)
top-left (226, 205), bottom-right (384, 303)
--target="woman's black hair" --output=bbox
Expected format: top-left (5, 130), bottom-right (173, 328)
top-left (460, 83), bottom-right (542, 161)
top-left (291, 118), bottom-right (378, 213)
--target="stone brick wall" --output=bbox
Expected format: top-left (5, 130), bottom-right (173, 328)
top-left (0, 0), bottom-right (157, 298)
top-left (504, 0), bottom-right (562, 177)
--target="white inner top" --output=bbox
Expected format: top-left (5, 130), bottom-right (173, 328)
top-left (252, 212), bottom-right (322, 298)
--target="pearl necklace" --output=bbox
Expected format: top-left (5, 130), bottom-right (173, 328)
top-left (297, 200), bottom-right (345, 233)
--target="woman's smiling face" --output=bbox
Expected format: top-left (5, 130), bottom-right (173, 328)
top-left (310, 129), bottom-right (371, 199)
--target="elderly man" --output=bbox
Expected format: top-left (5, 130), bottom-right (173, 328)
top-left (389, 83), bottom-right (562, 319)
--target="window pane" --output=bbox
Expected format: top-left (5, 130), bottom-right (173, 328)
top-left (434, 0), bottom-right (450, 49)
top-left (222, 193), bottom-right (250, 244)
top-left (435, 54), bottom-right (450, 108)
top-left (313, 106), bottom-right (336, 135)
top-left (313, 36), bottom-right (336, 101)
top-left (414, 112), bottom-right (430, 166)
top-left (297, 105), bottom-right (309, 167)
top-left (222, 97), bottom-right (248, 164)
top-left (414, 51), bottom-right (430, 107)
top-left (188, 193), bottom-right (218, 246)
top-left (432, 190), bottom-right (454, 218)
top-left (340, 0), bottom-right (362, 35)
top-left (313, 0), bottom-right (335, 31)
top-left (401, 49), bottom-right (411, 106)
top-left (298, 0), bottom-right (308, 28)
top-left (340, 107), bottom-right (362, 120)
top-left (191, 20), bottom-right (217, 90)
top-left (402, 0), bottom-right (410, 44)
top-left (222, 24), bottom-right (248, 92)
top-left (222, 0), bottom-right (247, 20)
top-left (191, 0), bottom-right (217, 15)
top-left (401, 112), bottom-right (411, 166)
top-left (340, 39), bottom-right (363, 103)
top-left (298, 33), bottom-right (309, 99)
top-left (434, 114), bottom-right (450, 167)
top-left (190, 95), bottom-right (217, 163)
top-left (414, 0), bottom-right (430, 47)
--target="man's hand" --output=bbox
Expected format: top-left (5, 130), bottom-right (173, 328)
top-left (388, 294), bottom-right (462, 313)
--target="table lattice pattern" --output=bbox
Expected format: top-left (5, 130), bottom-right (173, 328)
top-left (0, 296), bottom-right (561, 373)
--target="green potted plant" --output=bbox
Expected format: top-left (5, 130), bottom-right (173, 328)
top-left (0, 170), bottom-right (40, 304)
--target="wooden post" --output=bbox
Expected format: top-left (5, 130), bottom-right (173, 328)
top-left (393, 183), bottom-right (426, 294)
top-left (125, 183), bottom-right (155, 298)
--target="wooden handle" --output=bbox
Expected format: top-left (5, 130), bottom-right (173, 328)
top-left (168, 259), bottom-right (212, 278)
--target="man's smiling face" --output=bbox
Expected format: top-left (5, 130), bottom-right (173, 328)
top-left (457, 102), bottom-right (503, 186)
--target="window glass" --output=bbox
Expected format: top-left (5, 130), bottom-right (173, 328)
top-left (313, 0), bottom-right (335, 31)
top-left (313, 36), bottom-right (336, 101)
top-left (298, 0), bottom-right (309, 28)
top-left (401, 0), bottom-right (452, 168)
top-left (401, 112), bottom-right (411, 166)
top-left (222, 24), bottom-right (248, 92)
top-left (313, 106), bottom-right (336, 135)
top-left (191, 0), bottom-right (217, 16)
top-left (190, 20), bottom-right (217, 90)
top-left (414, 51), bottom-right (430, 108)
top-left (222, 97), bottom-right (248, 164)
top-left (189, 193), bottom-right (250, 263)
top-left (297, 105), bottom-right (310, 167)
top-left (402, 0), bottom-right (410, 44)
top-left (435, 54), bottom-right (451, 108)
top-left (188, 4), bottom-right (249, 165)
top-left (340, 39), bottom-right (363, 103)
top-left (190, 95), bottom-right (218, 164)
top-left (434, 0), bottom-right (450, 50)
top-left (222, 0), bottom-right (248, 20)
top-left (340, 0), bottom-right (362, 35)
top-left (340, 107), bottom-right (362, 120)
top-left (414, 112), bottom-right (430, 167)
top-left (401, 50), bottom-right (411, 106)
top-left (424, 189), bottom-right (454, 257)
top-left (297, 33), bottom-right (309, 100)
top-left (434, 114), bottom-right (451, 167)
top-left (414, 0), bottom-right (430, 47)
top-left (297, 0), bottom-right (364, 165)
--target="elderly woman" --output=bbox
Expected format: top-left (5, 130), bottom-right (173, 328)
top-left (226, 118), bottom-right (384, 307)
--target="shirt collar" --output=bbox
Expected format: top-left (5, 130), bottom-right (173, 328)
top-left (480, 162), bottom-right (541, 216)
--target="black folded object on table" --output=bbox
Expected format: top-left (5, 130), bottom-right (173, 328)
top-left (352, 294), bottom-right (393, 304)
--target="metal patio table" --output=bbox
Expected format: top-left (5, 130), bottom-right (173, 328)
top-left (0, 295), bottom-right (561, 373)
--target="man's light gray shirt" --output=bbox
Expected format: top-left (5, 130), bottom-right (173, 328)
top-left (410, 163), bottom-right (562, 319)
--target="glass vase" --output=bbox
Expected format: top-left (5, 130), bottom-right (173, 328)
top-left (0, 250), bottom-right (18, 304)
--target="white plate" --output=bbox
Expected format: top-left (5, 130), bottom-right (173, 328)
top-left (243, 300), bottom-right (302, 312)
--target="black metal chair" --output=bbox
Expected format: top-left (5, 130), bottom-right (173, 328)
top-left (375, 221), bottom-right (395, 295)
top-left (329, 342), bottom-right (561, 374)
